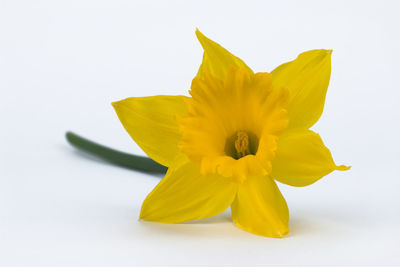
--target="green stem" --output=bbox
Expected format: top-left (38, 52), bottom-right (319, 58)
top-left (65, 131), bottom-right (167, 174)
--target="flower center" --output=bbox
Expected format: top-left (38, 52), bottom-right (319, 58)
top-left (235, 131), bottom-right (250, 158)
top-left (178, 68), bottom-right (289, 179)
top-left (225, 131), bottom-right (259, 160)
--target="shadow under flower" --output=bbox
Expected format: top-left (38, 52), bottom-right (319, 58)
top-left (135, 210), bottom-right (246, 239)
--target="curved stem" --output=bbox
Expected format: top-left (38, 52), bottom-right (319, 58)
top-left (66, 131), bottom-right (167, 174)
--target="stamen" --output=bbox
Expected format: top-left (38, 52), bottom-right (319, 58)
top-left (234, 131), bottom-right (250, 158)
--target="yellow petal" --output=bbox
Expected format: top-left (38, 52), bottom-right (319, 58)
top-left (195, 29), bottom-right (253, 80)
top-left (231, 175), bottom-right (289, 238)
top-left (112, 95), bottom-right (187, 167)
top-left (271, 49), bottom-right (332, 129)
top-left (140, 160), bottom-right (238, 223)
top-left (272, 129), bottom-right (350, 187)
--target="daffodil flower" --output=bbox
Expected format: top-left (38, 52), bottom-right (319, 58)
top-left (111, 30), bottom-right (350, 238)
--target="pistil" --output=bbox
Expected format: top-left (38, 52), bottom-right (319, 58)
top-left (234, 131), bottom-right (250, 158)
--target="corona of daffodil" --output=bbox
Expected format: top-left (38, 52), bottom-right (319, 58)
top-left (112, 30), bottom-right (349, 238)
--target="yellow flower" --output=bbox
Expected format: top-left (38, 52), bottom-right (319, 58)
top-left (112, 30), bottom-right (350, 238)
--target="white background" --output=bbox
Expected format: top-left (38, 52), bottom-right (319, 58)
top-left (1, 0), bottom-right (399, 266)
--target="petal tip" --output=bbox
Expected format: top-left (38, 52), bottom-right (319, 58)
top-left (111, 100), bottom-right (124, 109)
top-left (276, 229), bottom-right (290, 238)
top-left (233, 220), bottom-right (289, 238)
top-left (139, 208), bottom-right (150, 222)
top-left (195, 28), bottom-right (205, 40)
top-left (336, 165), bottom-right (351, 171)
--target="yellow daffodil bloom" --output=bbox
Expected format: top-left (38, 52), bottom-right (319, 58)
top-left (112, 30), bottom-right (350, 238)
